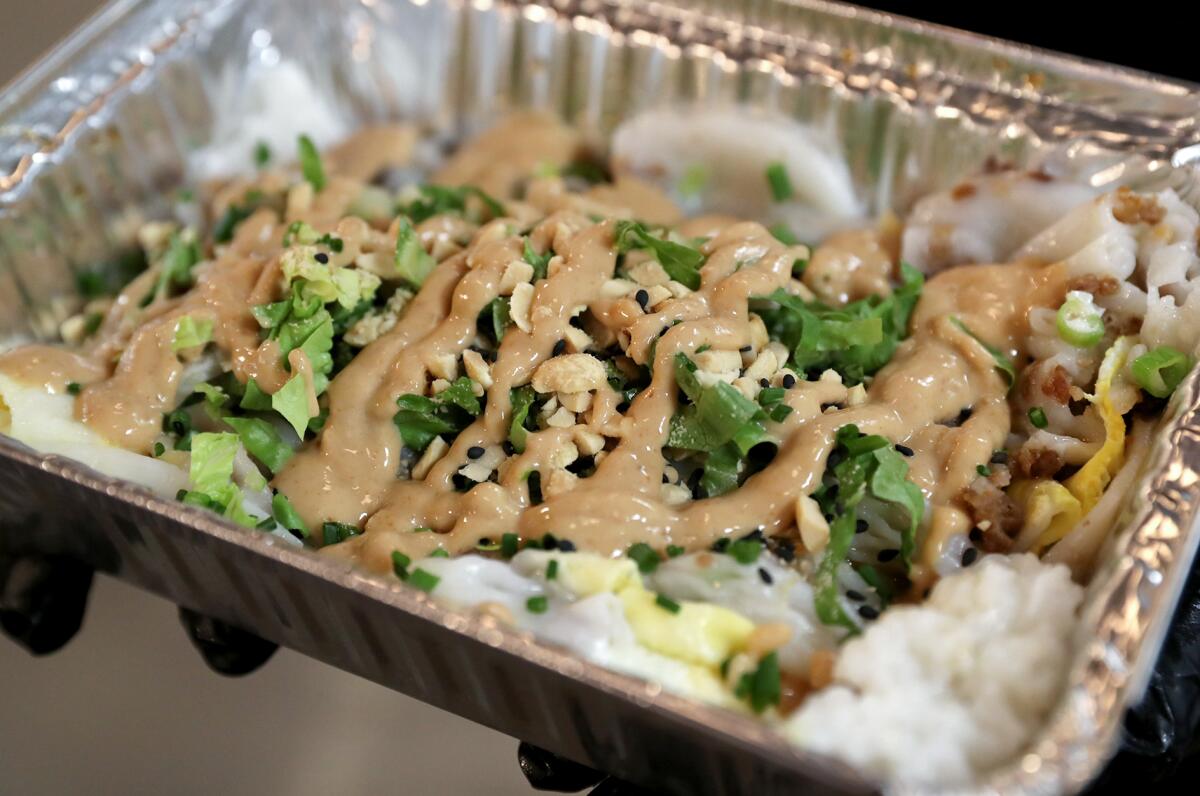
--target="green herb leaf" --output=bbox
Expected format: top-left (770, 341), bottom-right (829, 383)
top-left (393, 381), bottom-right (481, 454)
top-left (765, 162), bottom-right (794, 202)
top-left (951, 317), bottom-right (1016, 390)
top-left (240, 378), bottom-right (273, 411)
top-left (401, 185), bottom-right (506, 224)
top-left (508, 385), bottom-right (537, 453)
top-left (1132, 346), bottom-right (1193, 399)
top-left (613, 221), bottom-right (705, 290)
top-left (297, 134), bottom-right (326, 191)
top-left (524, 240), bottom-right (554, 281)
top-left (757, 264), bottom-right (922, 385)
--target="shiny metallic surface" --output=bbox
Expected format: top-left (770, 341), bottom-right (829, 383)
top-left (1, 1), bottom-right (1198, 794)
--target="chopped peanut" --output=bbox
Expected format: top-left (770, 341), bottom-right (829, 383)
top-left (532, 353), bottom-right (607, 394)
top-left (462, 349), bottom-right (494, 388)
top-left (510, 282), bottom-right (534, 332)
top-left (412, 436), bottom-right (449, 480)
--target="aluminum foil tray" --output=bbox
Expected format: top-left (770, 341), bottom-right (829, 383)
top-left (2, 1), bottom-right (1200, 793)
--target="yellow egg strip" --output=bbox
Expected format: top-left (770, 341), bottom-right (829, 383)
top-left (1065, 337), bottom-right (1132, 513)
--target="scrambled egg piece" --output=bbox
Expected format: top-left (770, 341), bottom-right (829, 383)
top-left (1011, 480), bottom-right (1082, 554)
top-left (1065, 337), bottom-right (1133, 512)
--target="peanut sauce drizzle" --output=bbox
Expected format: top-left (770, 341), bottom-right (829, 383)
top-left (0, 117), bottom-right (1070, 583)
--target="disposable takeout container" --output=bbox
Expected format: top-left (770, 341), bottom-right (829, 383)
top-left (2, 1), bottom-right (1200, 793)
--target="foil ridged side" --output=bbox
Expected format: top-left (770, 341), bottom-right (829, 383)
top-left (0, 1), bottom-right (1199, 794)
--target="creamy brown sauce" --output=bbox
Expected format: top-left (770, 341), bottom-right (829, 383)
top-left (0, 120), bottom-right (1071, 582)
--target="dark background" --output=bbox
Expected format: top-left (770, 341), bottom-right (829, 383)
top-left (862, 3), bottom-right (1195, 83)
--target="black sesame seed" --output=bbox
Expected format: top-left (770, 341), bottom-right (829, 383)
top-left (781, 374), bottom-right (796, 389)
top-left (557, 539), bottom-right (577, 552)
top-left (502, 441), bottom-right (516, 455)
top-left (634, 289), bottom-right (650, 309)
top-left (961, 547), bottom-right (979, 567)
top-left (567, 455), bottom-right (594, 475)
top-left (855, 519), bottom-right (869, 534)
top-left (314, 252), bottom-right (329, 264)
top-left (858, 604), bottom-right (881, 620)
top-left (552, 339), bottom-right (567, 356)
top-left (990, 450), bottom-right (1009, 464)
top-left (845, 589), bottom-right (866, 602)
top-left (771, 538), bottom-right (796, 562)
top-left (744, 528), bottom-right (765, 542)
top-left (758, 567), bottom-right (774, 585)
top-left (895, 444), bottom-right (914, 457)
top-left (877, 548), bottom-right (900, 563)
top-left (759, 378), bottom-right (770, 389)
top-left (739, 345), bottom-right (752, 353)
top-left (968, 527), bottom-right (983, 544)
top-left (467, 445), bottom-right (485, 460)
top-left (569, 314), bottom-right (585, 329)
top-left (662, 473), bottom-right (670, 483)
top-left (528, 471), bottom-right (543, 505)
top-left (452, 473), bottom-right (472, 491)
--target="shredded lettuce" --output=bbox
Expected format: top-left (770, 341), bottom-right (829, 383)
top-left (394, 218), bottom-right (437, 288)
top-left (280, 248), bottom-right (380, 310)
top-left (757, 263), bottom-right (922, 385)
top-left (524, 240), bottom-right (553, 281)
top-left (181, 432), bottom-right (258, 527)
top-left (143, 231), bottom-right (200, 306)
top-left (240, 378), bottom-right (273, 411)
top-left (172, 316), bottom-right (213, 352)
top-left (272, 374), bottom-right (314, 438)
top-left (613, 221), bottom-right (705, 290)
top-left (812, 425), bottom-right (925, 633)
top-left (271, 492), bottom-right (309, 538)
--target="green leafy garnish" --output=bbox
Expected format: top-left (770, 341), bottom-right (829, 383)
top-left (524, 240), bottom-right (554, 281)
top-left (393, 378), bottom-right (483, 452)
top-left (1132, 346), bottom-right (1193, 399)
top-left (765, 162), bottom-right (794, 202)
top-left (143, 232), bottom-right (200, 306)
top-left (297, 134), bottom-right (326, 191)
top-left (322, 521), bottom-right (359, 545)
top-left (508, 385), bottom-right (537, 453)
top-left (613, 221), bottom-right (705, 290)
top-left (812, 424), bottom-right (924, 633)
top-left (400, 185), bottom-right (506, 224)
top-left (951, 317), bottom-right (1016, 390)
top-left (394, 218), bottom-right (436, 287)
top-left (735, 651), bottom-right (781, 714)
top-left (757, 264), bottom-right (922, 385)
top-left (487, 297), bottom-right (512, 343)
top-left (240, 378), bottom-right (273, 411)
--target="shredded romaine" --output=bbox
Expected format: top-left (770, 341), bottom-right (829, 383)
top-left (614, 221), bottom-right (706, 290)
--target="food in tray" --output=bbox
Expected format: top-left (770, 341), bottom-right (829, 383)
top-left (1, 110), bottom-right (1196, 787)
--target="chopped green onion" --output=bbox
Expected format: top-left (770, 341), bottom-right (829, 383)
top-left (271, 493), bottom-right (308, 538)
top-left (765, 162), bottom-right (794, 202)
top-left (1131, 346), bottom-right (1193, 399)
top-left (767, 222), bottom-right (799, 246)
top-left (1028, 406), bottom-right (1048, 429)
top-left (430, 549), bottom-right (450, 558)
top-left (976, 464), bottom-right (991, 477)
top-left (408, 568), bottom-right (440, 593)
top-left (297, 134), bottom-right (326, 191)
top-left (728, 538), bottom-right (763, 565)
top-left (627, 542), bottom-right (660, 574)
top-left (65, 381), bottom-right (82, 396)
top-left (412, 526), bottom-right (433, 533)
top-left (500, 532), bottom-right (520, 558)
top-left (224, 417), bottom-right (294, 475)
top-left (253, 140), bottom-right (271, 168)
top-left (526, 595), bottom-right (549, 614)
top-left (735, 651), bottom-right (782, 713)
top-left (1055, 291), bottom-right (1105, 348)
top-left (391, 551), bottom-right (412, 579)
top-left (546, 559), bottom-right (559, 580)
top-left (655, 594), bottom-right (682, 614)
top-left (666, 544), bottom-right (685, 558)
top-left (322, 521), bottom-right (360, 546)
top-left (153, 442), bottom-right (165, 457)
